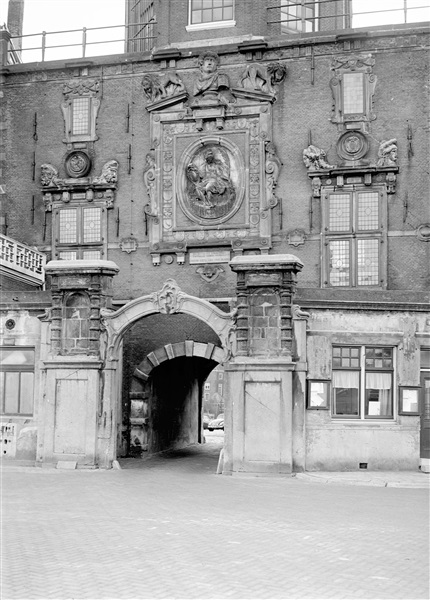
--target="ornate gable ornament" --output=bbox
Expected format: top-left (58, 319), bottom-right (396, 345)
top-left (143, 53), bottom-right (287, 266)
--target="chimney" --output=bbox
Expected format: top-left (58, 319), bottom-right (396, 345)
top-left (7, 0), bottom-right (24, 51)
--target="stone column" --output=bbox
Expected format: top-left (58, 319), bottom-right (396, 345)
top-left (224, 255), bottom-right (303, 476)
top-left (38, 260), bottom-right (119, 468)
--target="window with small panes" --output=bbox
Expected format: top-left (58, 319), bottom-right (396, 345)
top-left (321, 186), bottom-right (387, 288)
top-left (53, 205), bottom-right (106, 260)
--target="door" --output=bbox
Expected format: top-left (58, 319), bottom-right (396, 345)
top-left (420, 374), bottom-right (430, 460)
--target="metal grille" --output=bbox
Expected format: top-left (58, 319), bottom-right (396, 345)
top-left (59, 210), bottom-right (78, 244)
top-left (357, 238), bottom-right (379, 286)
top-left (72, 97), bottom-right (90, 135)
top-left (190, 0), bottom-right (234, 24)
top-left (329, 240), bottom-right (350, 287)
top-left (83, 208), bottom-right (101, 243)
top-left (357, 192), bottom-right (379, 230)
top-left (343, 73), bottom-right (364, 114)
top-left (328, 194), bottom-right (351, 231)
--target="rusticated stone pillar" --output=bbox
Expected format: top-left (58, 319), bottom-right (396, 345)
top-left (224, 255), bottom-right (304, 476)
top-left (38, 260), bottom-right (119, 468)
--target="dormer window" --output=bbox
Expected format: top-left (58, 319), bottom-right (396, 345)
top-left (187, 0), bottom-right (235, 30)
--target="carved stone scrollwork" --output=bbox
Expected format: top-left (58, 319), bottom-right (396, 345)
top-left (377, 139), bottom-right (398, 168)
top-left (63, 79), bottom-right (100, 99)
top-left (265, 141), bottom-right (281, 208)
top-left (142, 71), bottom-right (186, 104)
top-left (93, 160), bottom-right (118, 185)
top-left (150, 279), bottom-right (186, 314)
top-left (196, 264), bottom-right (224, 282)
top-left (143, 150), bottom-right (158, 221)
top-left (303, 145), bottom-right (335, 172)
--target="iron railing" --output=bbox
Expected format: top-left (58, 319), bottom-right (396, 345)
top-left (7, 20), bottom-right (156, 64)
top-left (268, 0), bottom-right (429, 31)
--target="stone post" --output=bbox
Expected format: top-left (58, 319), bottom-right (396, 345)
top-left (0, 29), bottom-right (12, 67)
top-left (38, 260), bottom-right (119, 468)
top-left (224, 255), bottom-right (304, 476)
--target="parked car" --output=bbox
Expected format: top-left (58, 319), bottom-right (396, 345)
top-left (203, 414), bottom-right (212, 429)
top-left (208, 414), bottom-right (224, 431)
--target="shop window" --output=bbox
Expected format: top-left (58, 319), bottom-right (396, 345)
top-left (322, 187), bottom-right (387, 288)
top-left (188, 0), bottom-right (235, 30)
top-left (54, 206), bottom-right (105, 260)
top-left (332, 346), bottom-right (394, 420)
top-left (281, 0), bottom-right (318, 33)
top-left (0, 348), bottom-right (35, 416)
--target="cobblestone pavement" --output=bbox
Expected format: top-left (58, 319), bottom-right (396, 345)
top-left (2, 434), bottom-right (429, 600)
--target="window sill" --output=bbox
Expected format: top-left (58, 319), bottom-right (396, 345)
top-left (186, 20), bottom-right (236, 32)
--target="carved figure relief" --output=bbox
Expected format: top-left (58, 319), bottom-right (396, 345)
top-left (93, 160), bottom-right (119, 185)
top-left (377, 139), bottom-right (398, 167)
top-left (196, 264), bottom-right (224, 282)
top-left (336, 131), bottom-right (369, 162)
top-left (65, 151), bottom-right (92, 178)
top-left (41, 164), bottom-right (65, 187)
top-left (193, 51), bottom-right (229, 100)
top-left (185, 146), bottom-right (236, 220)
top-left (142, 71), bottom-right (185, 104)
top-left (303, 145), bottom-right (335, 171)
top-left (238, 62), bottom-right (287, 96)
top-left (151, 279), bottom-right (186, 314)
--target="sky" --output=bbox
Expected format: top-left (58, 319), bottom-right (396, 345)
top-left (1, 0), bottom-right (429, 63)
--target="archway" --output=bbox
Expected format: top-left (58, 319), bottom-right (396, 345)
top-left (98, 279), bottom-right (235, 467)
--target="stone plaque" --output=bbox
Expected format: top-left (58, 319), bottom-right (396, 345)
top-left (246, 272), bottom-right (281, 287)
top-left (189, 250), bottom-right (231, 264)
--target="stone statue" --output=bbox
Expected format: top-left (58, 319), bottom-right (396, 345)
top-left (93, 160), bottom-right (118, 185)
top-left (193, 51), bottom-right (229, 98)
top-left (186, 147), bottom-right (235, 211)
top-left (142, 71), bottom-right (185, 104)
top-left (238, 62), bottom-right (287, 95)
top-left (377, 139), bottom-right (398, 167)
top-left (303, 145), bottom-right (335, 171)
top-left (40, 164), bottom-right (64, 188)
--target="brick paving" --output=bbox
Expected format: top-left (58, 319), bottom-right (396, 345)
top-left (1, 434), bottom-right (429, 600)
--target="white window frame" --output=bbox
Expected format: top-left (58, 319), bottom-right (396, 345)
top-left (186, 0), bottom-right (236, 31)
top-left (331, 345), bottom-right (396, 421)
top-left (321, 185), bottom-right (387, 289)
top-left (281, 0), bottom-right (318, 34)
top-left (0, 347), bottom-right (35, 416)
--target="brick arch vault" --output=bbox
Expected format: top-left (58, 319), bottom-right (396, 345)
top-left (97, 279), bottom-right (235, 467)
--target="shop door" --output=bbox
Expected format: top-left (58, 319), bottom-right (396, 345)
top-left (420, 374), bottom-right (430, 460)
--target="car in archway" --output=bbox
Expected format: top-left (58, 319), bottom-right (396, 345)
top-left (207, 414), bottom-right (224, 431)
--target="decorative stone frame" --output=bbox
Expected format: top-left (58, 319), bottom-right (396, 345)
top-left (147, 93), bottom-right (279, 265)
top-left (330, 54), bottom-right (377, 132)
top-left (61, 79), bottom-right (101, 144)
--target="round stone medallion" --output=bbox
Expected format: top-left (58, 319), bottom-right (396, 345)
top-left (65, 151), bottom-right (92, 178)
top-left (336, 131), bottom-right (369, 161)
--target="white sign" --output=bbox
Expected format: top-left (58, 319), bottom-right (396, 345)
top-left (189, 250), bottom-right (231, 265)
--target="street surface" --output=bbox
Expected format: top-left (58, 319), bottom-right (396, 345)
top-left (1, 432), bottom-right (429, 600)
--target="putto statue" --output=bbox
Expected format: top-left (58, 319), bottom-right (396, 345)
top-left (193, 51), bottom-right (229, 99)
top-left (303, 145), bottom-right (335, 171)
top-left (377, 139), bottom-right (398, 167)
top-left (93, 160), bottom-right (118, 185)
top-left (40, 164), bottom-right (65, 188)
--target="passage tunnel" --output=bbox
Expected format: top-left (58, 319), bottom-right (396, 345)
top-left (119, 312), bottom-right (223, 458)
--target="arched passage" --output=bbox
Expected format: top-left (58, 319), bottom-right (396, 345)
top-left (99, 280), bottom-right (235, 465)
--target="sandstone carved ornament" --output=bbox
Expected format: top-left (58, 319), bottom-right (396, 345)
top-left (303, 145), bottom-right (335, 172)
top-left (142, 71), bottom-right (186, 104)
top-left (93, 160), bottom-right (119, 185)
top-left (377, 139), bottom-right (398, 168)
top-left (143, 150), bottom-right (158, 220)
top-left (193, 51), bottom-right (230, 102)
top-left (41, 163), bottom-right (65, 188)
top-left (264, 141), bottom-right (282, 208)
top-left (196, 264), bottom-right (224, 282)
top-left (238, 62), bottom-right (287, 96)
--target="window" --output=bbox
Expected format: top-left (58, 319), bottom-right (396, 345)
top-left (332, 346), bottom-right (394, 419)
top-left (281, 0), bottom-right (318, 33)
top-left (61, 79), bottom-right (100, 143)
top-left (54, 206), bottom-right (105, 260)
top-left (126, 0), bottom-right (156, 53)
top-left (322, 187), bottom-right (387, 288)
top-left (0, 348), bottom-right (35, 416)
top-left (71, 98), bottom-right (91, 136)
top-left (351, 0), bottom-right (430, 28)
top-left (188, 0), bottom-right (235, 29)
top-left (204, 382), bottom-right (211, 391)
